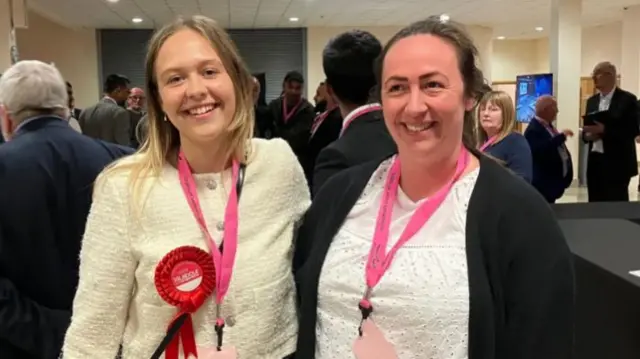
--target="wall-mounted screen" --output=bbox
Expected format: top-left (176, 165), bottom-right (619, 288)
top-left (515, 73), bottom-right (553, 123)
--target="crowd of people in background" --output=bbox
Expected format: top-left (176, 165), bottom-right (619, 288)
top-left (0, 11), bottom-right (637, 359)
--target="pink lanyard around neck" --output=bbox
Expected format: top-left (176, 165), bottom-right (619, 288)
top-left (310, 105), bottom-right (337, 136)
top-left (340, 104), bottom-right (382, 137)
top-left (357, 146), bottom-right (470, 332)
top-left (479, 135), bottom-right (497, 151)
top-left (176, 150), bottom-right (239, 321)
top-left (282, 97), bottom-right (303, 123)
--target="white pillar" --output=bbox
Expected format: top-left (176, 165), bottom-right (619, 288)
top-left (550, 0), bottom-right (582, 178)
top-left (621, 5), bottom-right (640, 168)
top-left (621, 6), bottom-right (640, 96)
top-left (467, 25), bottom-right (494, 83)
top-left (0, 0), bottom-right (12, 72)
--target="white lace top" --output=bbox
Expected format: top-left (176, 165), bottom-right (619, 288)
top-left (315, 157), bottom-right (479, 359)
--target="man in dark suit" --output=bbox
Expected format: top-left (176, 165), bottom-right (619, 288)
top-left (524, 96), bottom-right (574, 203)
top-left (302, 83), bottom-right (342, 187)
top-left (312, 30), bottom-right (396, 196)
top-left (582, 62), bottom-right (639, 202)
top-left (79, 74), bottom-right (133, 147)
top-left (0, 60), bottom-right (133, 359)
top-left (267, 71), bottom-right (316, 161)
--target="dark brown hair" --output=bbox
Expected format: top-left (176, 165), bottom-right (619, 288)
top-left (373, 16), bottom-right (486, 156)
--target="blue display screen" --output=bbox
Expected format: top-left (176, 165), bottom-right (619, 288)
top-left (515, 73), bottom-right (553, 123)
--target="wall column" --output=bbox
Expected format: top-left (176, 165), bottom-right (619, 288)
top-left (621, 5), bottom-right (640, 96)
top-left (0, 0), bottom-right (12, 71)
top-left (550, 0), bottom-right (582, 178)
top-left (467, 25), bottom-right (494, 83)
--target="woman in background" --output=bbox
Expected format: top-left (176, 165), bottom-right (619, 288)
top-left (63, 15), bottom-right (307, 358)
top-left (478, 90), bottom-right (533, 182)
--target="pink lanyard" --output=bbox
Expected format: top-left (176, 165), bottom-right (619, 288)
top-left (479, 135), bottom-right (497, 151)
top-left (177, 150), bottom-right (239, 349)
top-left (282, 97), bottom-right (303, 123)
top-left (340, 104), bottom-right (382, 137)
top-left (310, 111), bottom-right (330, 136)
top-left (357, 146), bottom-right (470, 334)
top-left (310, 105), bottom-right (337, 136)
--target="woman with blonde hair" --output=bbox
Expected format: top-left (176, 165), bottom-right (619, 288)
top-left (477, 90), bottom-right (532, 182)
top-left (62, 15), bottom-right (308, 358)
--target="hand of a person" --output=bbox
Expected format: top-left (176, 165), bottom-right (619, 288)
top-left (583, 121), bottom-right (605, 135)
top-left (561, 129), bottom-right (574, 137)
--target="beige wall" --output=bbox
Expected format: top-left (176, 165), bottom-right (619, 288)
top-left (14, 11), bottom-right (99, 108)
top-left (307, 22), bottom-right (625, 93)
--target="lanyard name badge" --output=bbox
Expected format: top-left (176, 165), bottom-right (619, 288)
top-left (340, 104), bottom-right (382, 137)
top-left (178, 150), bottom-right (245, 356)
top-left (282, 97), bottom-right (303, 123)
top-left (479, 135), bottom-right (497, 152)
top-left (353, 146), bottom-right (470, 358)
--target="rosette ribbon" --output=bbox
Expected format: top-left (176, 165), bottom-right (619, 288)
top-left (151, 246), bottom-right (216, 359)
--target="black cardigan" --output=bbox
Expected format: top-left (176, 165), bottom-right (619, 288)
top-left (293, 154), bottom-right (575, 359)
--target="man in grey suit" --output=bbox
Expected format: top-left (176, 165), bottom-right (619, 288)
top-left (79, 74), bottom-right (132, 146)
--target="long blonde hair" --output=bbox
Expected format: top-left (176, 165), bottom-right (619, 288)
top-left (476, 90), bottom-right (516, 145)
top-left (97, 16), bottom-right (255, 213)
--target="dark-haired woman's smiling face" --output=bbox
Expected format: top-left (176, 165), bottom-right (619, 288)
top-left (381, 34), bottom-right (474, 160)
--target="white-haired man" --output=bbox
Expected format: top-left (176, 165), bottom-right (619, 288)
top-left (0, 60), bottom-right (133, 359)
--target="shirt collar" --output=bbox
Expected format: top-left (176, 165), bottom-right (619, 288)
top-left (600, 87), bottom-right (615, 101)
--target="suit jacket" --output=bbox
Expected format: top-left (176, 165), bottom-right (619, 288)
top-left (254, 104), bottom-right (275, 139)
top-left (128, 110), bottom-right (145, 149)
top-left (78, 98), bottom-right (132, 147)
top-left (267, 97), bottom-right (316, 160)
top-left (312, 109), bottom-right (396, 196)
top-left (301, 107), bottom-right (343, 187)
top-left (0, 116), bottom-right (133, 359)
top-left (524, 119), bottom-right (573, 202)
top-left (583, 88), bottom-right (639, 178)
top-left (71, 108), bottom-right (82, 121)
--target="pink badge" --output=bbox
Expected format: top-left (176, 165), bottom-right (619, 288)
top-left (352, 320), bottom-right (398, 359)
top-left (197, 346), bottom-right (238, 359)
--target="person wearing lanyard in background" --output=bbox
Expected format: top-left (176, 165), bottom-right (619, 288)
top-left (477, 90), bottom-right (533, 183)
top-left (312, 30), bottom-right (397, 196)
top-left (267, 71), bottom-right (315, 162)
top-left (62, 16), bottom-right (308, 359)
top-left (302, 79), bottom-right (342, 187)
top-left (294, 17), bottom-right (574, 359)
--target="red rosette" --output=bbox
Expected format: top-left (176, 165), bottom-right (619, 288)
top-left (154, 246), bottom-right (215, 359)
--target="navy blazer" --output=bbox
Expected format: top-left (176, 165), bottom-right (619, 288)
top-left (524, 119), bottom-right (573, 202)
top-left (484, 132), bottom-right (533, 183)
top-left (0, 116), bottom-right (133, 359)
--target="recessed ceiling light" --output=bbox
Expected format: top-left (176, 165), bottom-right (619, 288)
top-left (497, 36), bottom-right (506, 40)
top-left (535, 26), bottom-right (544, 31)
top-left (439, 14), bottom-right (450, 22)
top-left (106, 0), bottom-right (119, 3)
top-left (289, 17), bottom-right (299, 22)
top-left (132, 17), bottom-right (143, 23)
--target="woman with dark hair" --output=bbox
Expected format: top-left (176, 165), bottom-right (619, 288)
top-left (294, 17), bottom-right (574, 359)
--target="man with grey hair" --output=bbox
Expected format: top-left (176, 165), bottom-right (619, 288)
top-left (582, 61), bottom-right (639, 202)
top-left (0, 60), bottom-right (133, 359)
top-left (524, 95), bottom-right (574, 203)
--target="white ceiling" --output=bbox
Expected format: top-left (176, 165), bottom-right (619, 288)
top-left (28, 0), bottom-right (640, 39)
